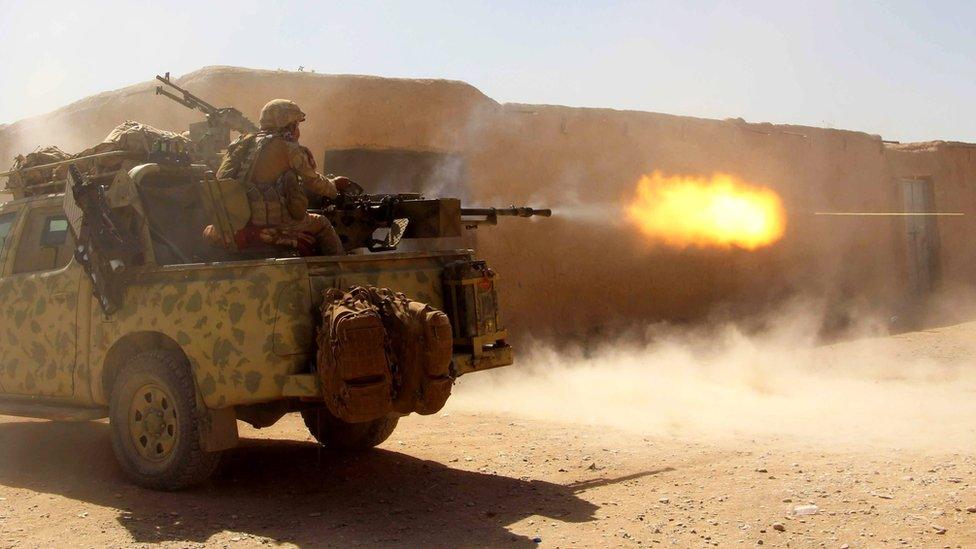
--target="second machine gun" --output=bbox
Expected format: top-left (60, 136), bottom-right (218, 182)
top-left (155, 72), bottom-right (259, 167)
top-left (320, 187), bottom-right (552, 252)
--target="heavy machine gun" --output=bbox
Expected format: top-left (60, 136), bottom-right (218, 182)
top-left (320, 186), bottom-right (552, 252)
top-left (155, 72), bottom-right (258, 166)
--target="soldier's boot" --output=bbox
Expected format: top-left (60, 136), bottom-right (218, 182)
top-left (315, 219), bottom-right (343, 256)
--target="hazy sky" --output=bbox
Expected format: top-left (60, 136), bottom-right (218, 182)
top-left (0, 0), bottom-right (972, 142)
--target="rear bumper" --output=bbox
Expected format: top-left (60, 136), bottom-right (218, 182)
top-left (278, 344), bottom-right (514, 400)
top-left (452, 344), bottom-right (514, 376)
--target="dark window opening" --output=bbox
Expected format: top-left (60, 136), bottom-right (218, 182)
top-left (41, 216), bottom-right (69, 247)
top-left (323, 149), bottom-right (466, 198)
top-left (0, 212), bottom-right (17, 259)
top-left (13, 209), bottom-right (74, 274)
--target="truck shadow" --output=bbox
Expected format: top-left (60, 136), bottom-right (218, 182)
top-left (0, 419), bottom-right (668, 547)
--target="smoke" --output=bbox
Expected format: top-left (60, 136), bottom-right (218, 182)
top-left (537, 186), bottom-right (622, 225)
top-left (421, 153), bottom-right (468, 200)
top-left (551, 202), bottom-right (621, 225)
top-left (448, 302), bottom-right (976, 452)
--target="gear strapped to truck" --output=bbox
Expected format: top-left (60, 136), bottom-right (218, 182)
top-left (317, 287), bottom-right (396, 423)
top-left (317, 286), bottom-right (455, 423)
top-left (368, 287), bottom-right (454, 416)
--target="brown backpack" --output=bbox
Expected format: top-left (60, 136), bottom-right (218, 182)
top-left (367, 288), bottom-right (454, 415)
top-left (317, 287), bottom-right (395, 423)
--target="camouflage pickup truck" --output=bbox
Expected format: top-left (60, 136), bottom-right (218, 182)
top-left (0, 153), bottom-right (546, 490)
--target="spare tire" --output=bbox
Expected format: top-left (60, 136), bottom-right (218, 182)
top-left (301, 408), bottom-right (399, 451)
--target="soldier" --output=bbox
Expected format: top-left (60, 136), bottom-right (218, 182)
top-left (209, 99), bottom-right (351, 255)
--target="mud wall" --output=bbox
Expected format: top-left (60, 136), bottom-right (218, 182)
top-left (1, 66), bottom-right (972, 339)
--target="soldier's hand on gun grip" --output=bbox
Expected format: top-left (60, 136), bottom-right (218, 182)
top-left (332, 176), bottom-right (354, 194)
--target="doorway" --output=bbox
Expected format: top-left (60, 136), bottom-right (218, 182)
top-left (900, 177), bottom-right (941, 295)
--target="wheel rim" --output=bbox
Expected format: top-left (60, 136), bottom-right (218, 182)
top-left (127, 383), bottom-right (178, 461)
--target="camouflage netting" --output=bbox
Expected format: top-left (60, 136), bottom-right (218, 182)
top-left (74, 121), bottom-right (191, 172)
top-left (6, 121), bottom-right (193, 197)
top-left (8, 146), bottom-right (72, 188)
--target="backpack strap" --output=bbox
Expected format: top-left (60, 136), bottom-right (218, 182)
top-left (239, 133), bottom-right (276, 187)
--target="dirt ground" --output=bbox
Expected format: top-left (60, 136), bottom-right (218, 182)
top-left (0, 326), bottom-right (974, 548)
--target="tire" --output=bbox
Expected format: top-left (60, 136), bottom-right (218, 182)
top-left (301, 408), bottom-right (399, 450)
top-left (109, 350), bottom-right (220, 490)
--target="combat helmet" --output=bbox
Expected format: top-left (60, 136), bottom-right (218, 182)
top-left (259, 99), bottom-right (307, 131)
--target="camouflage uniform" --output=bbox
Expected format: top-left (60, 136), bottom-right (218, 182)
top-left (213, 99), bottom-right (343, 255)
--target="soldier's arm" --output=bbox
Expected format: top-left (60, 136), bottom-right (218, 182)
top-left (215, 155), bottom-right (236, 180)
top-left (287, 144), bottom-right (337, 198)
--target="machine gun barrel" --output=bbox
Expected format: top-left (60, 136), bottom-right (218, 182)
top-left (154, 72), bottom-right (258, 134)
top-left (155, 72), bottom-right (219, 115)
top-left (460, 206), bottom-right (552, 226)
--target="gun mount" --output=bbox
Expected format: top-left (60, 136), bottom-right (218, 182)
top-left (155, 72), bottom-right (258, 166)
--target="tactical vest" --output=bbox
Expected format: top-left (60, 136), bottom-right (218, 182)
top-left (233, 134), bottom-right (305, 228)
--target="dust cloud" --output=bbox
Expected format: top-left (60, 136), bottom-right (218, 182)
top-left (448, 302), bottom-right (976, 452)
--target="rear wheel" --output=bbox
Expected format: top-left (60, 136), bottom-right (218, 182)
top-left (301, 408), bottom-right (399, 450)
top-left (109, 350), bottom-right (220, 490)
